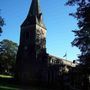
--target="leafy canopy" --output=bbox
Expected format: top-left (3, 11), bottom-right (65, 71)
top-left (0, 39), bottom-right (18, 75)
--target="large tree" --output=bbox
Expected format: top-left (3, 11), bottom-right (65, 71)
top-left (0, 39), bottom-right (18, 75)
top-left (66, 0), bottom-right (90, 89)
top-left (66, 0), bottom-right (90, 65)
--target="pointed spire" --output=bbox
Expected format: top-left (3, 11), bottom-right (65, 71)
top-left (22, 0), bottom-right (46, 29)
top-left (28, 0), bottom-right (41, 16)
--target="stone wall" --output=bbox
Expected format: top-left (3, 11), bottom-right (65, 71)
top-left (46, 54), bottom-right (77, 84)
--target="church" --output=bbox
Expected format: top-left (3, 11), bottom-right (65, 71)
top-left (15, 0), bottom-right (76, 84)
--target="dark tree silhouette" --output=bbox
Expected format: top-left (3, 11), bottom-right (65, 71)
top-left (0, 11), bottom-right (5, 35)
top-left (0, 16), bottom-right (4, 35)
top-left (66, 0), bottom-right (90, 90)
top-left (66, 0), bottom-right (90, 65)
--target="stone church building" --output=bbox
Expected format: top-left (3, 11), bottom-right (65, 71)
top-left (15, 0), bottom-right (76, 84)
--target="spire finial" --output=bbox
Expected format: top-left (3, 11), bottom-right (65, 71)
top-left (28, 0), bottom-right (41, 16)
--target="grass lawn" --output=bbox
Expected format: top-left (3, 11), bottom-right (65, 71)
top-left (0, 74), bottom-right (49, 90)
top-left (0, 75), bottom-right (13, 79)
top-left (0, 74), bottom-right (19, 90)
top-left (0, 74), bottom-right (60, 90)
top-left (0, 85), bottom-right (18, 90)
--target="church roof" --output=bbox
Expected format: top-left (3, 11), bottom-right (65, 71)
top-left (21, 0), bottom-right (46, 29)
top-left (48, 54), bottom-right (77, 67)
top-left (28, 0), bottom-right (41, 16)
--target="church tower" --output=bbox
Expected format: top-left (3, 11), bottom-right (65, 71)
top-left (16, 0), bottom-right (47, 83)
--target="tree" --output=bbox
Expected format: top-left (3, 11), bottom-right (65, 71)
top-left (0, 39), bottom-right (18, 75)
top-left (66, 0), bottom-right (90, 65)
top-left (66, 0), bottom-right (90, 89)
top-left (0, 13), bottom-right (5, 35)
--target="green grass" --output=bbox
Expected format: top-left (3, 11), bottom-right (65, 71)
top-left (0, 81), bottom-right (21, 90)
top-left (0, 85), bottom-right (18, 90)
top-left (0, 74), bottom-right (58, 90)
top-left (0, 74), bottom-right (18, 90)
top-left (0, 75), bottom-right (13, 79)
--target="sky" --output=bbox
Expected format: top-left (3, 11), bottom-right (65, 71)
top-left (0, 0), bottom-right (80, 61)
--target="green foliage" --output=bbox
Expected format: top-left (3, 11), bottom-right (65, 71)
top-left (0, 39), bottom-right (18, 75)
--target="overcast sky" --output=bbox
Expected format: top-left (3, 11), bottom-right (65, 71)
top-left (0, 0), bottom-right (80, 61)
